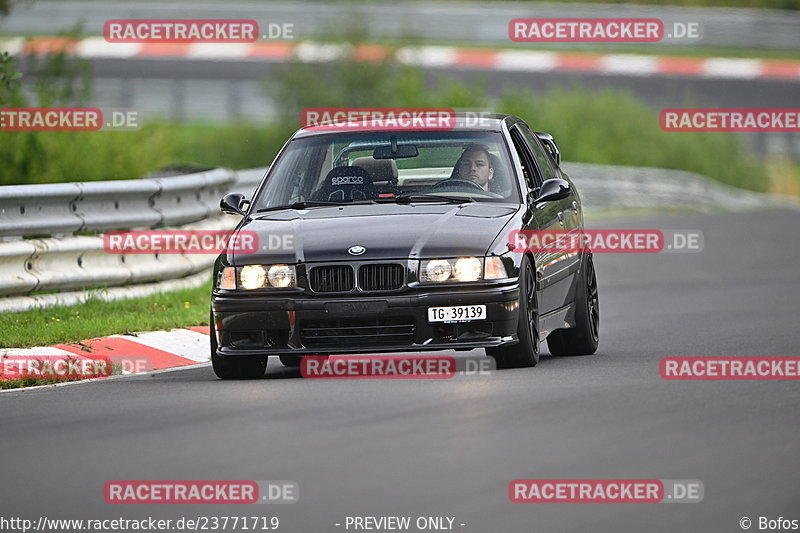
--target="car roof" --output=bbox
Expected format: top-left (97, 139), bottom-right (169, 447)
top-left (293, 112), bottom-right (514, 138)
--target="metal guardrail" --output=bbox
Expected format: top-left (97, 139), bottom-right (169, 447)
top-left (234, 168), bottom-right (268, 198)
top-left (559, 162), bottom-right (786, 212)
top-left (0, 167), bottom-right (255, 311)
top-left (0, 167), bottom-right (235, 238)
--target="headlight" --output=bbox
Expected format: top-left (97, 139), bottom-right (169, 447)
top-left (422, 259), bottom-right (452, 282)
top-left (419, 257), bottom-right (484, 283)
top-left (240, 265), bottom-right (267, 289)
top-left (267, 265), bottom-right (295, 288)
top-left (454, 257), bottom-right (482, 281)
top-left (219, 265), bottom-right (298, 290)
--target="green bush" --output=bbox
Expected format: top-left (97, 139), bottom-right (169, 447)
top-left (0, 125), bottom-right (176, 184)
top-left (498, 88), bottom-right (766, 191)
top-left (165, 121), bottom-right (294, 170)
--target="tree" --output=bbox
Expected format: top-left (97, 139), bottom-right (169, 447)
top-left (0, 52), bottom-right (22, 105)
top-left (0, 0), bottom-right (21, 104)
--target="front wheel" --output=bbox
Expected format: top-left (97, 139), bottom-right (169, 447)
top-left (210, 312), bottom-right (268, 379)
top-left (486, 255), bottom-right (539, 369)
top-left (546, 253), bottom-right (599, 356)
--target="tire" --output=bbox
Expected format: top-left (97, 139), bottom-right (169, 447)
top-left (486, 255), bottom-right (539, 369)
top-left (546, 253), bottom-right (599, 356)
top-left (210, 312), bottom-right (268, 379)
top-left (279, 355), bottom-right (302, 367)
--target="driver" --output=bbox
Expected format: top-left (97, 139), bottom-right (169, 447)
top-left (456, 143), bottom-right (494, 191)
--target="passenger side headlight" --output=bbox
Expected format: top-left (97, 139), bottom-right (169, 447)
top-left (267, 265), bottom-right (295, 288)
top-left (216, 265), bottom-right (297, 290)
top-left (240, 265), bottom-right (267, 289)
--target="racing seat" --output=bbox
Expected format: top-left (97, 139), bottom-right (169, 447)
top-left (352, 156), bottom-right (400, 197)
top-left (352, 157), bottom-right (398, 185)
top-left (311, 166), bottom-right (379, 202)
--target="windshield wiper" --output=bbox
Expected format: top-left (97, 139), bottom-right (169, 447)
top-left (392, 194), bottom-right (475, 204)
top-left (256, 196), bottom-right (473, 212)
top-left (255, 200), bottom-right (377, 213)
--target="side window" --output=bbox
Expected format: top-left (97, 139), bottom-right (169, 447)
top-left (519, 124), bottom-right (558, 182)
top-left (509, 127), bottom-right (541, 190)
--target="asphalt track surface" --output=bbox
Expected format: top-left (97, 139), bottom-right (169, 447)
top-left (2, 208), bottom-right (799, 532)
top-left (84, 57), bottom-right (800, 109)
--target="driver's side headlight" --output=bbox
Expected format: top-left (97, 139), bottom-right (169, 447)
top-left (419, 256), bottom-right (508, 283)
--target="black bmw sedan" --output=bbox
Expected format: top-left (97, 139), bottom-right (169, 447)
top-left (211, 113), bottom-right (599, 379)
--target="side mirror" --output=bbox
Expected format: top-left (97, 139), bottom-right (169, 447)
top-left (532, 178), bottom-right (570, 204)
top-left (220, 193), bottom-right (249, 215)
top-left (535, 131), bottom-right (561, 166)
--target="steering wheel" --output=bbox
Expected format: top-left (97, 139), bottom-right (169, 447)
top-left (431, 178), bottom-right (487, 192)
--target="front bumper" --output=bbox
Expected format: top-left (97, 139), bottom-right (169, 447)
top-left (212, 283), bottom-right (520, 357)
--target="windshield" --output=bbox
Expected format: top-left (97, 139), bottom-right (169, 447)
top-left (251, 131), bottom-right (520, 211)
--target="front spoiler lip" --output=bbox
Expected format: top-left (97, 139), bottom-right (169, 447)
top-left (215, 336), bottom-right (518, 358)
top-left (212, 283), bottom-right (520, 357)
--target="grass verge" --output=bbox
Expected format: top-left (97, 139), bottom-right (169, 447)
top-left (1, 376), bottom-right (82, 390)
top-left (0, 280), bottom-right (211, 349)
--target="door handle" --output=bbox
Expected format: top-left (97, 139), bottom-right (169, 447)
top-left (572, 201), bottom-right (579, 213)
top-left (557, 212), bottom-right (564, 225)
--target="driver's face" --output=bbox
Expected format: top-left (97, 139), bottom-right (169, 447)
top-left (458, 150), bottom-right (493, 190)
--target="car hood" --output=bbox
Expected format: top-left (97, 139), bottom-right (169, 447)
top-left (232, 203), bottom-right (519, 264)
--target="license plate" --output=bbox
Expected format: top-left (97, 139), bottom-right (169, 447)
top-left (427, 305), bottom-right (486, 323)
